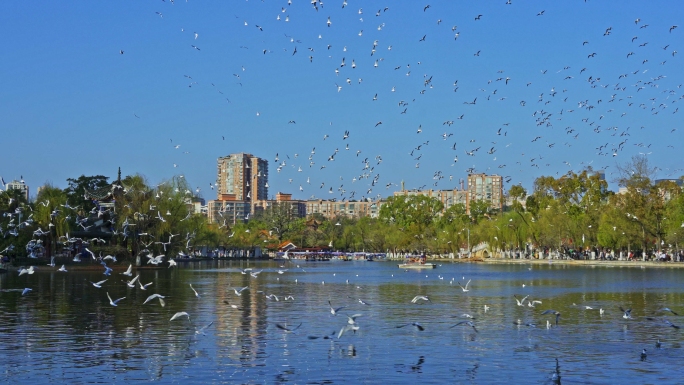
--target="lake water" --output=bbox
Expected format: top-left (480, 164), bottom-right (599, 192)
top-left (1, 260), bottom-right (683, 384)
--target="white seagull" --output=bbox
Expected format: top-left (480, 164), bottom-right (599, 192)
top-left (514, 295), bottom-right (529, 306)
top-left (411, 295), bottom-right (431, 303)
top-left (233, 286), bottom-right (249, 296)
top-left (190, 283), bottom-right (200, 298)
top-left (107, 292), bottom-right (126, 306)
top-left (121, 264), bottom-right (133, 277)
top-left (329, 300), bottom-right (346, 315)
top-left (143, 293), bottom-right (166, 307)
top-left (457, 279), bottom-right (471, 292)
top-left (170, 312), bottom-right (190, 321)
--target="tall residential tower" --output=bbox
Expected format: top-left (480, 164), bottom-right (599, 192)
top-left (216, 153), bottom-right (268, 201)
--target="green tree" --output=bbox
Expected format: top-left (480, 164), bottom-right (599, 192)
top-left (65, 175), bottom-right (110, 212)
top-left (379, 195), bottom-right (443, 230)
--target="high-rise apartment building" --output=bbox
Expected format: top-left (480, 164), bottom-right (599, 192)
top-left (216, 153), bottom-right (268, 202)
top-left (466, 173), bottom-right (503, 213)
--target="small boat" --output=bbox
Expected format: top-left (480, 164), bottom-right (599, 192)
top-left (398, 255), bottom-right (437, 269)
top-left (398, 262), bottom-right (437, 269)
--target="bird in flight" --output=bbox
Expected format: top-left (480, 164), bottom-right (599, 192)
top-left (411, 295), bottom-right (430, 303)
top-left (450, 321), bottom-right (478, 333)
top-left (396, 322), bottom-right (425, 331)
top-left (457, 279), bottom-right (471, 292)
top-left (276, 322), bottom-right (302, 333)
top-left (541, 310), bottom-right (561, 326)
top-left (106, 292), bottom-right (126, 307)
top-left (170, 312), bottom-right (190, 321)
top-left (514, 295), bottom-right (528, 306)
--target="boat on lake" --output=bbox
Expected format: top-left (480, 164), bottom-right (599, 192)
top-left (398, 255), bottom-right (437, 269)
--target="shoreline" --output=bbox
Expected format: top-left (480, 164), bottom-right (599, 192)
top-left (418, 257), bottom-right (684, 268)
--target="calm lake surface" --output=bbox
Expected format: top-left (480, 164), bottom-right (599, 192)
top-left (1, 260), bottom-right (683, 384)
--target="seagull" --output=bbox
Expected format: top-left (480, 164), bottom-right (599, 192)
top-left (190, 284), bottom-right (200, 298)
top-left (640, 349), bottom-right (647, 361)
top-left (346, 313), bottom-right (362, 326)
top-left (21, 288), bottom-right (32, 296)
top-left (233, 286), bottom-right (249, 296)
top-left (138, 280), bottom-right (153, 290)
top-left (356, 298), bottom-right (371, 306)
top-left (338, 324), bottom-right (360, 339)
top-left (660, 307), bottom-right (679, 315)
top-left (527, 300), bottom-right (543, 308)
top-left (514, 295), bottom-right (529, 306)
top-left (457, 279), bottom-right (471, 292)
top-left (102, 265), bottom-right (113, 276)
top-left (223, 300), bottom-right (242, 310)
top-left (143, 294), bottom-right (166, 307)
top-left (329, 300), bottom-right (346, 315)
top-left (125, 274), bottom-right (140, 288)
top-left (57, 265), bottom-right (67, 272)
top-left (170, 312), bottom-right (190, 321)
top-left (396, 322), bottom-right (425, 331)
top-left (250, 270), bottom-right (263, 278)
top-left (106, 292), bottom-right (126, 307)
top-left (90, 279), bottom-right (107, 288)
top-left (450, 321), bottom-right (478, 333)
top-left (121, 264), bottom-right (133, 277)
top-left (411, 295), bottom-right (430, 303)
top-left (195, 321), bottom-right (214, 336)
top-left (541, 310), bottom-right (561, 326)
top-left (276, 323), bottom-right (302, 333)
top-left (620, 306), bottom-right (632, 319)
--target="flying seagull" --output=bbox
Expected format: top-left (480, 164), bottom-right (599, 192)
top-left (541, 310), bottom-right (561, 326)
top-left (107, 292), bottom-right (126, 307)
top-left (450, 321), bottom-right (478, 333)
top-left (143, 294), bottom-right (166, 307)
top-left (329, 300), bottom-right (346, 315)
top-left (190, 283), bottom-right (200, 298)
top-left (457, 279), bottom-right (471, 292)
top-left (276, 322), bottom-right (302, 333)
top-left (170, 312), bottom-right (190, 321)
top-left (233, 286), bottom-right (249, 296)
top-left (411, 295), bottom-right (430, 303)
top-left (195, 322), bottom-right (214, 336)
top-left (396, 322), bottom-right (425, 331)
top-left (514, 295), bottom-right (529, 306)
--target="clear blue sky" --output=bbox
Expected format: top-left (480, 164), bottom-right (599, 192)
top-left (1, 0), bottom-right (682, 200)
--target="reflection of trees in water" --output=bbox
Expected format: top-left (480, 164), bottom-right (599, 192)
top-left (0, 267), bottom-right (203, 377)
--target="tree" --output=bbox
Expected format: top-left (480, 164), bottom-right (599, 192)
top-left (379, 195), bottom-right (443, 230)
top-left (33, 184), bottom-right (69, 257)
top-left (65, 175), bottom-right (110, 212)
top-left (255, 202), bottom-right (301, 241)
top-left (507, 184), bottom-right (527, 213)
top-left (469, 200), bottom-right (492, 223)
top-left (613, 155), bottom-right (657, 188)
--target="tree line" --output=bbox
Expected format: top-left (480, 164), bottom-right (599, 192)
top-left (1, 156), bottom-right (683, 262)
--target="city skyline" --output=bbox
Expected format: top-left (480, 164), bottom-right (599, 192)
top-left (1, 1), bottom-right (683, 201)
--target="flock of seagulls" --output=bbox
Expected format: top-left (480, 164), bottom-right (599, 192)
top-left (101, 1), bottom-right (684, 204)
